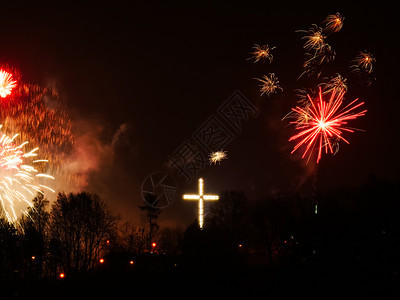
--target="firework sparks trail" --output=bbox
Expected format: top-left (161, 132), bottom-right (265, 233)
top-left (0, 126), bottom-right (54, 224)
top-left (0, 70), bottom-right (17, 98)
top-left (319, 74), bottom-right (348, 94)
top-left (297, 25), bottom-right (326, 51)
top-left (297, 24), bottom-right (336, 79)
top-left (209, 150), bottom-right (228, 165)
top-left (248, 44), bottom-right (276, 63)
top-left (300, 42), bottom-right (336, 79)
top-left (255, 73), bottom-right (283, 97)
top-left (351, 51), bottom-right (375, 74)
top-left (305, 43), bottom-right (335, 65)
top-left (323, 13), bottom-right (344, 33)
top-left (289, 87), bottom-right (366, 164)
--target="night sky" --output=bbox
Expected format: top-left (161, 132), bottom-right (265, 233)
top-left (0, 2), bottom-right (399, 227)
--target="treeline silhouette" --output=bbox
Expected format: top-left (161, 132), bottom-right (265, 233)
top-left (1, 176), bottom-right (399, 298)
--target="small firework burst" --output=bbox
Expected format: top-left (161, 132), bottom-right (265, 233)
top-left (209, 150), bottom-right (227, 165)
top-left (320, 74), bottom-right (348, 94)
top-left (351, 51), bottom-right (375, 74)
top-left (323, 12), bottom-right (344, 33)
top-left (0, 70), bottom-right (17, 98)
top-left (298, 25), bottom-right (326, 51)
top-left (248, 44), bottom-right (276, 63)
top-left (255, 73), bottom-right (283, 97)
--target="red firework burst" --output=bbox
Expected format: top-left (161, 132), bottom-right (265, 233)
top-left (289, 87), bottom-right (366, 163)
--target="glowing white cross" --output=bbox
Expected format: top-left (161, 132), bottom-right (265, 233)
top-left (183, 178), bottom-right (219, 229)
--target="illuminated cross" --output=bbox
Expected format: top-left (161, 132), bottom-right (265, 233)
top-left (183, 178), bottom-right (219, 229)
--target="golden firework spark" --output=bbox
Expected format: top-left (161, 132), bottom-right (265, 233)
top-left (351, 51), bottom-right (375, 74)
top-left (323, 13), bottom-right (344, 33)
top-left (209, 150), bottom-right (228, 165)
top-left (255, 73), bottom-right (283, 97)
top-left (248, 44), bottom-right (276, 63)
top-left (298, 25), bottom-right (326, 51)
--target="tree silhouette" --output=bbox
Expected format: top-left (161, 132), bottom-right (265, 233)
top-left (49, 192), bottom-right (118, 275)
top-left (0, 214), bottom-right (20, 280)
top-left (208, 190), bottom-right (250, 249)
top-left (20, 193), bottom-right (50, 277)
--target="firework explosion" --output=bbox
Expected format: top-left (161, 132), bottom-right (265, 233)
top-left (248, 12), bottom-right (373, 163)
top-left (351, 51), bottom-right (375, 74)
top-left (0, 126), bottom-right (54, 223)
top-left (298, 25), bottom-right (326, 51)
top-left (323, 12), bottom-right (344, 33)
top-left (0, 96), bottom-right (74, 170)
top-left (0, 66), bottom-right (82, 223)
top-left (248, 44), bottom-right (275, 63)
top-left (289, 87), bottom-right (366, 164)
top-left (296, 13), bottom-right (344, 79)
top-left (0, 67), bottom-right (76, 191)
top-left (297, 24), bottom-right (336, 79)
top-left (255, 73), bottom-right (283, 97)
top-left (0, 70), bottom-right (17, 98)
top-left (209, 150), bottom-right (228, 165)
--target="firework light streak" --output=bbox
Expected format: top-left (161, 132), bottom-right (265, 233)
top-left (0, 126), bottom-right (54, 223)
top-left (248, 44), bottom-right (276, 63)
top-left (209, 150), bottom-right (227, 165)
top-left (0, 70), bottom-right (17, 98)
top-left (255, 73), bottom-right (283, 97)
top-left (289, 87), bottom-right (366, 164)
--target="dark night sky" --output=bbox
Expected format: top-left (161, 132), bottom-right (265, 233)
top-left (0, 2), bottom-right (399, 226)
